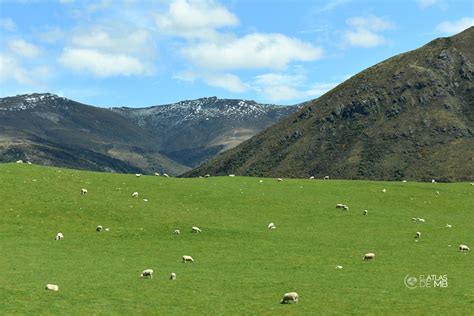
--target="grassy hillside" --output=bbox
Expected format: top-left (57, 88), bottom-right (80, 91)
top-left (1, 164), bottom-right (473, 314)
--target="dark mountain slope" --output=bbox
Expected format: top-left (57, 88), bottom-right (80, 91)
top-left (185, 27), bottom-right (474, 181)
top-left (0, 94), bottom-right (188, 174)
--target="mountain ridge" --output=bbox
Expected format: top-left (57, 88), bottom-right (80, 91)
top-left (185, 27), bottom-right (474, 181)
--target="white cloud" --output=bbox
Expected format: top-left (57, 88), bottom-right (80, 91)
top-left (253, 72), bottom-right (339, 102)
top-left (8, 39), bottom-right (41, 58)
top-left (182, 33), bottom-right (323, 70)
top-left (58, 48), bottom-right (150, 77)
top-left (0, 54), bottom-right (50, 86)
top-left (58, 23), bottom-right (157, 77)
top-left (0, 18), bottom-right (16, 32)
top-left (344, 15), bottom-right (393, 48)
top-left (155, 0), bottom-right (238, 39)
top-left (203, 73), bottom-right (248, 93)
top-left (436, 17), bottom-right (474, 35)
top-left (316, 0), bottom-right (351, 14)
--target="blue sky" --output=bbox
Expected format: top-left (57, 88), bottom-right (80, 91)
top-left (0, 0), bottom-right (473, 107)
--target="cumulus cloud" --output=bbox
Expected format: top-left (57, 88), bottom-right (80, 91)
top-left (343, 15), bottom-right (393, 48)
top-left (59, 23), bottom-right (156, 77)
top-left (182, 33), bottom-right (323, 70)
top-left (0, 18), bottom-right (16, 32)
top-left (155, 0), bottom-right (239, 39)
top-left (253, 72), bottom-right (339, 102)
top-left (436, 17), bottom-right (474, 35)
top-left (0, 54), bottom-right (50, 86)
top-left (58, 48), bottom-right (150, 77)
top-left (203, 73), bottom-right (248, 93)
top-left (8, 39), bottom-right (42, 58)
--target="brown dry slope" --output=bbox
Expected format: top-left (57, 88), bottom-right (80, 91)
top-left (186, 27), bottom-right (474, 181)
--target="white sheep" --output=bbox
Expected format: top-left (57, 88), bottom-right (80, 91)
top-left (280, 292), bottom-right (299, 304)
top-left (415, 232), bottom-right (421, 239)
top-left (132, 192), bottom-right (139, 198)
top-left (431, 179), bottom-right (436, 183)
top-left (204, 174), bottom-right (211, 178)
top-left (45, 284), bottom-right (59, 291)
top-left (335, 265), bottom-right (343, 269)
top-left (229, 174), bottom-right (235, 177)
top-left (417, 218), bottom-right (425, 223)
top-left (163, 173), bottom-right (170, 178)
top-left (135, 173), bottom-right (142, 177)
top-left (363, 210), bottom-right (368, 215)
top-left (309, 176), bottom-right (315, 179)
top-left (363, 252), bottom-right (375, 260)
top-left (336, 204), bottom-right (349, 211)
top-left (54, 232), bottom-right (64, 240)
top-left (191, 226), bottom-right (202, 233)
top-left (140, 269), bottom-right (154, 279)
top-left (446, 224), bottom-right (452, 228)
top-left (96, 225), bottom-right (103, 232)
top-left (173, 229), bottom-right (180, 235)
top-left (182, 255), bottom-right (194, 263)
top-left (411, 217), bottom-right (417, 222)
top-left (154, 172), bottom-right (160, 176)
top-left (324, 176), bottom-right (330, 180)
top-left (16, 160), bottom-right (24, 164)
top-left (382, 189), bottom-right (386, 193)
top-left (277, 178), bottom-right (283, 182)
top-left (170, 272), bottom-right (176, 280)
top-left (459, 244), bottom-right (470, 252)
top-left (268, 223), bottom-right (276, 229)
top-left (81, 188), bottom-right (88, 195)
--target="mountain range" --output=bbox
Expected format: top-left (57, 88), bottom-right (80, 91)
top-left (186, 27), bottom-right (474, 182)
top-left (0, 94), bottom-right (297, 174)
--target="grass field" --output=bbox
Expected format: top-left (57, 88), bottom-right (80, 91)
top-left (0, 163), bottom-right (473, 315)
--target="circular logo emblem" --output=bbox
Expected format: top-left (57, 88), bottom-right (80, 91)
top-left (404, 275), bottom-right (418, 289)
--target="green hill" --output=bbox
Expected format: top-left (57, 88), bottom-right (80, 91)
top-left (1, 164), bottom-right (473, 314)
top-left (186, 27), bottom-right (474, 181)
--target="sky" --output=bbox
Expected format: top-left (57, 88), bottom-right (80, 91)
top-left (0, 0), bottom-right (473, 107)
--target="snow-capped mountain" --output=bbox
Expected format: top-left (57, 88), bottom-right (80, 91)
top-left (0, 93), bottom-right (299, 173)
top-left (112, 97), bottom-right (299, 167)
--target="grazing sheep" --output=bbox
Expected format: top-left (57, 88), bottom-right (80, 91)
top-left (173, 229), bottom-right (180, 235)
top-left (182, 255), bottom-right (194, 263)
top-left (135, 173), bottom-right (142, 177)
top-left (132, 192), bottom-right (139, 198)
top-left (154, 172), bottom-right (160, 176)
top-left (324, 176), bottom-right (330, 180)
top-left (280, 292), bottom-right (299, 304)
top-left (382, 189), bottom-right (386, 193)
top-left (277, 178), bottom-right (283, 182)
top-left (16, 160), bottom-right (23, 164)
top-left (363, 253), bottom-right (375, 260)
top-left (143, 199), bottom-right (148, 202)
top-left (229, 174), bottom-right (235, 177)
top-left (96, 225), bottom-right (103, 232)
top-left (335, 265), bottom-right (343, 269)
top-left (81, 188), bottom-right (88, 195)
top-left (446, 224), bottom-right (452, 228)
top-left (105, 228), bottom-right (110, 231)
top-left (459, 244), bottom-right (470, 252)
top-left (402, 180), bottom-right (407, 183)
top-left (415, 232), bottom-right (421, 239)
top-left (54, 232), bottom-right (64, 240)
top-left (363, 210), bottom-right (368, 215)
top-left (411, 217), bottom-right (417, 222)
top-left (191, 226), bottom-right (202, 233)
top-left (27, 161), bottom-right (32, 165)
top-left (204, 174), bottom-right (211, 178)
top-left (336, 204), bottom-right (349, 211)
top-left (259, 180), bottom-right (263, 183)
top-left (309, 176), bottom-right (315, 179)
top-left (417, 218), bottom-right (425, 223)
top-left (45, 284), bottom-right (59, 291)
top-left (163, 173), bottom-right (170, 178)
top-left (268, 223), bottom-right (276, 229)
top-left (170, 272), bottom-right (176, 280)
top-left (432, 179), bottom-right (436, 183)
top-left (140, 269), bottom-right (154, 279)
